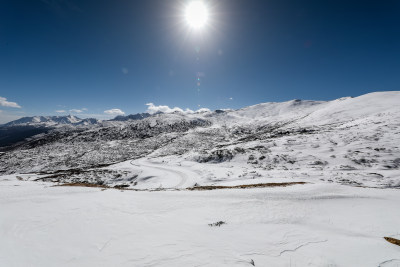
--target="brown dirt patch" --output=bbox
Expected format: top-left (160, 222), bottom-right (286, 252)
top-left (56, 181), bottom-right (307, 192)
top-left (56, 182), bottom-right (109, 188)
top-left (384, 237), bottom-right (400, 246)
top-left (187, 182), bottom-right (307, 191)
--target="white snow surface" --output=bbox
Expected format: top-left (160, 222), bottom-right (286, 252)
top-left (0, 175), bottom-right (399, 267)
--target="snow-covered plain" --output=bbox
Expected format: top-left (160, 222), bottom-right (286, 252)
top-left (1, 92), bottom-right (400, 266)
top-left (1, 175), bottom-right (399, 267)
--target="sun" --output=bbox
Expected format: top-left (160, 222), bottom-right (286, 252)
top-left (185, 1), bottom-right (209, 29)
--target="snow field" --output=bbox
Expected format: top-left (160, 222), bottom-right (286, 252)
top-left (1, 175), bottom-right (399, 267)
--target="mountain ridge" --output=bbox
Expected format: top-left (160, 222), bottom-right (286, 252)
top-left (3, 115), bottom-right (94, 127)
top-left (0, 91), bottom-right (399, 189)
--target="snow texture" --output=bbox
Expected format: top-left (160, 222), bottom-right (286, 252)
top-left (0, 91), bottom-right (399, 266)
top-left (0, 176), bottom-right (399, 266)
top-left (1, 91), bottom-right (399, 189)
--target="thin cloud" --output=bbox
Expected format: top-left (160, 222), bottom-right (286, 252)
top-left (69, 109), bottom-right (83, 113)
top-left (145, 103), bottom-right (210, 114)
top-left (104, 109), bottom-right (125, 116)
top-left (0, 97), bottom-right (21, 108)
top-left (56, 107), bottom-right (88, 113)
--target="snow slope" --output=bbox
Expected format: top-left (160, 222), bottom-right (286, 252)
top-left (0, 91), bottom-right (399, 189)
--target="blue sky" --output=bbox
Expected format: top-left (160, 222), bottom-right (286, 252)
top-left (0, 0), bottom-right (399, 123)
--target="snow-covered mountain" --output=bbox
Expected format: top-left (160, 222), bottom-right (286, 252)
top-left (3, 115), bottom-right (96, 126)
top-left (3, 113), bottom-right (154, 127)
top-left (0, 91), bottom-right (399, 189)
top-left (110, 113), bottom-right (151, 122)
top-left (0, 115), bottom-right (103, 147)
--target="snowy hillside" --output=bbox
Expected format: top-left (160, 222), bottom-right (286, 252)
top-left (1, 91), bottom-right (400, 267)
top-left (0, 91), bottom-right (399, 189)
top-left (110, 113), bottom-right (151, 121)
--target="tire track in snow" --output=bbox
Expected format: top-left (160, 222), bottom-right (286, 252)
top-left (130, 160), bottom-right (192, 188)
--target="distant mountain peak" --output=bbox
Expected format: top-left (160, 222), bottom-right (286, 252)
top-left (111, 113), bottom-right (151, 122)
top-left (3, 115), bottom-right (93, 127)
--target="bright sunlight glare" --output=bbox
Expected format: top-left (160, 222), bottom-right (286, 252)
top-left (185, 1), bottom-right (209, 29)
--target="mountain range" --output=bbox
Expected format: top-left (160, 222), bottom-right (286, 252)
top-left (2, 113), bottom-right (155, 127)
top-left (0, 91), bottom-right (399, 189)
top-left (0, 113), bottom-right (155, 147)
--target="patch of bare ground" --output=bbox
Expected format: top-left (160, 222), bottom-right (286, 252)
top-left (55, 183), bottom-right (163, 191)
top-left (384, 237), bottom-right (400, 246)
top-left (55, 182), bottom-right (307, 191)
top-left (208, 221), bottom-right (226, 227)
top-left (187, 182), bottom-right (307, 191)
top-left (56, 182), bottom-right (109, 188)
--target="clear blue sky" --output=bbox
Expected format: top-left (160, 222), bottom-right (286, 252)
top-left (0, 0), bottom-right (399, 123)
